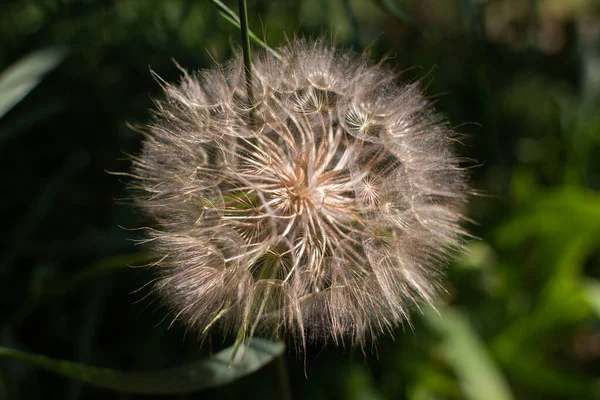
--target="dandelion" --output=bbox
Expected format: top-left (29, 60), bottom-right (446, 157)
top-left (130, 40), bottom-right (469, 351)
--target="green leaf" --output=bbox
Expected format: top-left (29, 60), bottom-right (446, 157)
top-left (0, 47), bottom-right (67, 119)
top-left (491, 187), bottom-right (600, 349)
top-left (495, 187), bottom-right (600, 248)
top-left (423, 307), bottom-right (515, 400)
top-left (0, 338), bottom-right (284, 394)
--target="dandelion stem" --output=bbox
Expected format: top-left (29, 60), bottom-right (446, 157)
top-left (277, 354), bottom-right (292, 400)
top-left (277, 355), bottom-right (293, 400)
top-left (238, 0), bottom-right (256, 128)
top-left (210, 0), bottom-right (281, 60)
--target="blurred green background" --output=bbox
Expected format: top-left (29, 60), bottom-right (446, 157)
top-left (1, 0), bottom-right (599, 399)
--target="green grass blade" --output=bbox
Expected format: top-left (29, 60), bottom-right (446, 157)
top-left (4, 251), bottom-right (150, 328)
top-left (0, 338), bottom-right (284, 394)
top-left (0, 47), bottom-right (67, 119)
top-left (424, 307), bottom-right (515, 400)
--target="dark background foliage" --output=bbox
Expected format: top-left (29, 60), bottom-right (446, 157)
top-left (1, 0), bottom-right (599, 399)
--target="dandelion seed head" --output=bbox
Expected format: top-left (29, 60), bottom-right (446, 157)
top-left (131, 39), bottom-right (469, 350)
